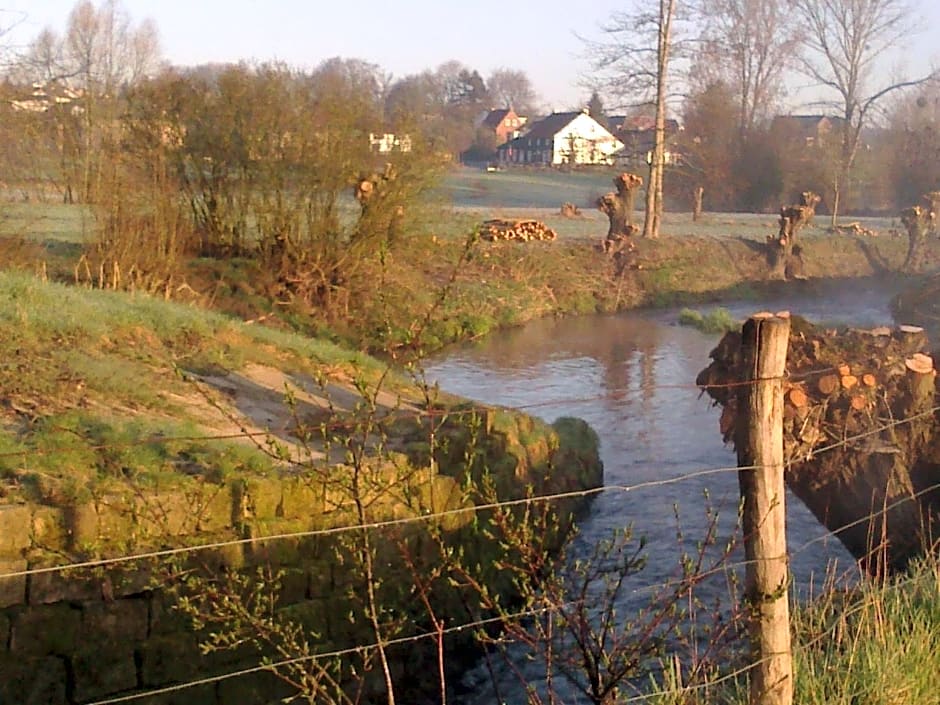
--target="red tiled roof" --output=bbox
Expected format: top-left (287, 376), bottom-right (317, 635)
top-left (482, 108), bottom-right (512, 129)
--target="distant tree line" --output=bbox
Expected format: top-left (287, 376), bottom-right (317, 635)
top-left (585, 0), bottom-right (938, 229)
top-left (0, 1), bottom-right (552, 321)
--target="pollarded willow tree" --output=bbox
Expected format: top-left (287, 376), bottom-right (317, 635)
top-left (792, 0), bottom-right (937, 225)
top-left (584, 0), bottom-right (693, 239)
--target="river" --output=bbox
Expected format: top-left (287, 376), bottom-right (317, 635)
top-left (424, 278), bottom-right (903, 703)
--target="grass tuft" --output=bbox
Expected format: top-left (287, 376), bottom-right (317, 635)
top-left (678, 307), bottom-right (740, 334)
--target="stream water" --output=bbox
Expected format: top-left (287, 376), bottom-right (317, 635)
top-left (424, 278), bottom-right (904, 703)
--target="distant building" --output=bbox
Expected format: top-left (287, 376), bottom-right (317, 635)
top-left (368, 132), bottom-right (412, 153)
top-left (497, 110), bottom-right (623, 166)
top-left (9, 81), bottom-right (83, 114)
top-left (611, 116), bottom-right (682, 167)
top-left (477, 107), bottom-right (527, 145)
top-left (770, 115), bottom-right (845, 148)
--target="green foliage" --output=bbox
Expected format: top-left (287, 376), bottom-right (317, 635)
top-left (787, 559), bottom-right (940, 705)
top-left (678, 307), bottom-right (739, 334)
top-left (649, 558), bottom-right (940, 705)
top-left (4, 411), bottom-right (274, 502)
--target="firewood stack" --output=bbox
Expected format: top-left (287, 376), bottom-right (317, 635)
top-left (699, 319), bottom-right (934, 450)
top-left (697, 317), bottom-right (940, 572)
top-left (478, 219), bottom-right (557, 242)
top-left (828, 222), bottom-right (879, 237)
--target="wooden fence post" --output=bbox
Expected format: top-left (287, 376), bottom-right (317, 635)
top-left (737, 312), bottom-right (793, 705)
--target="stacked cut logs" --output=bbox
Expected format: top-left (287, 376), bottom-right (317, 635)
top-left (698, 317), bottom-right (940, 573)
top-left (478, 219), bottom-right (557, 242)
top-left (828, 221), bottom-right (879, 237)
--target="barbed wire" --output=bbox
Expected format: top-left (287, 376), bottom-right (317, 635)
top-left (0, 354), bottom-right (913, 461)
top-left (4, 326), bottom-right (939, 702)
top-left (4, 400), bottom-right (940, 581)
top-left (81, 546), bottom-right (938, 705)
top-left (0, 463), bottom-right (756, 580)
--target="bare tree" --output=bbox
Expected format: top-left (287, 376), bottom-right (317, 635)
top-left (0, 9), bottom-right (26, 70)
top-left (487, 67), bottom-right (540, 114)
top-left (584, 0), bottom-right (692, 239)
top-left (13, 0), bottom-right (162, 202)
top-left (792, 0), bottom-right (936, 225)
top-left (696, 0), bottom-right (799, 138)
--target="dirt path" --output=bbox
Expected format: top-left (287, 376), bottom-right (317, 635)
top-left (165, 363), bottom-right (419, 465)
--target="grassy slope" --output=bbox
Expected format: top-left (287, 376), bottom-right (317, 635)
top-left (0, 270), bottom-right (396, 505)
top-left (653, 557), bottom-right (940, 705)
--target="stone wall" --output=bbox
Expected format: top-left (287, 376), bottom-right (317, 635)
top-left (0, 414), bottom-right (602, 704)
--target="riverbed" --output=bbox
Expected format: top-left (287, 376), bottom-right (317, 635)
top-left (425, 278), bottom-right (903, 703)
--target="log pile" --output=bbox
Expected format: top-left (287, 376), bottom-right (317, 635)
top-left (478, 219), bottom-right (557, 242)
top-left (827, 221), bottom-right (879, 237)
top-left (698, 317), bottom-right (940, 573)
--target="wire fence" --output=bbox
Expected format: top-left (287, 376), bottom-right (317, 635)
top-left (0, 359), bottom-right (862, 463)
top-left (2, 358), bottom-right (938, 705)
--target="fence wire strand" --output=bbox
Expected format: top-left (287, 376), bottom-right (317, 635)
top-left (2, 344), bottom-right (938, 704)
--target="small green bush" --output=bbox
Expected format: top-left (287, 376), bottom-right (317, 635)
top-left (678, 307), bottom-right (739, 334)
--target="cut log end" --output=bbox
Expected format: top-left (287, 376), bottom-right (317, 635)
top-left (899, 324), bottom-right (925, 334)
top-left (817, 374), bottom-right (840, 395)
top-left (905, 353), bottom-right (935, 375)
top-left (788, 387), bottom-right (809, 408)
top-left (849, 394), bottom-right (868, 411)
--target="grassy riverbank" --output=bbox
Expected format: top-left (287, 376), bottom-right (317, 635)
top-left (2, 197), bottom-right (924, 353)
top-left (0, 268), bottom-right (604, 704)
top-left (651, 556), bottom-right (940, 705)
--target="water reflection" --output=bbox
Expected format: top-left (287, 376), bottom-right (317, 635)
top-left (425, 285), bottom-right (898, 702)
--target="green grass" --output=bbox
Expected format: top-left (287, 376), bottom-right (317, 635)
top-left (786, 559), bottom-right (940, 705)
top-left (3, 411), bottom-right (274, 504)
top-left (441, 166), bottom-right (622, 209)
top-left (648, 557), bottom-right (940, 705)
top-left (678, 307), bottom-right (740, 334)
top-left (0, 270), bottom-right (398, 500)
top-left (0, 202), bottom-right (93, 243)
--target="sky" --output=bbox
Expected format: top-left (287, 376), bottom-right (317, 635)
top-left (2, 0), bottom-right (939, 113)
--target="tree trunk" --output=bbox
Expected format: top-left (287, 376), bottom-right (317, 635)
top-left (901, 205), bottom-right (930, 273)
top-left (692, 186), bottom-right (704, 221)
top-left (642, 0), bottom-right (675, 240)
top-left (598, 172), bottom-right (643, 247)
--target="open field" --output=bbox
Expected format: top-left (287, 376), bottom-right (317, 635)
top-left (1, 169), bottom-right (903, 248)
top-left (441, 166), bottom-right (901, 242)
top-left (0, 201), bottom-right (92, 244)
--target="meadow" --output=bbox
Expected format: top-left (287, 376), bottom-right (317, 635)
top-left (442, 166), bottom-right (900, 242)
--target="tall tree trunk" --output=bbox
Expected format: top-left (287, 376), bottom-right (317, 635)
top-left (829, 183), bottom-right (841, 228)
top-left (642, 0), bottom-right (675, 239)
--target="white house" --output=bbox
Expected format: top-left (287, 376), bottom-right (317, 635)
top-left (497, 110), bottom-right (623, 166)
top-left (369, 132), bottom-right (412, 153)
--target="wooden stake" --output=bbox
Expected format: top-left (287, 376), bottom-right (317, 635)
top-left (736, 315), bottom-right (793, 705)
